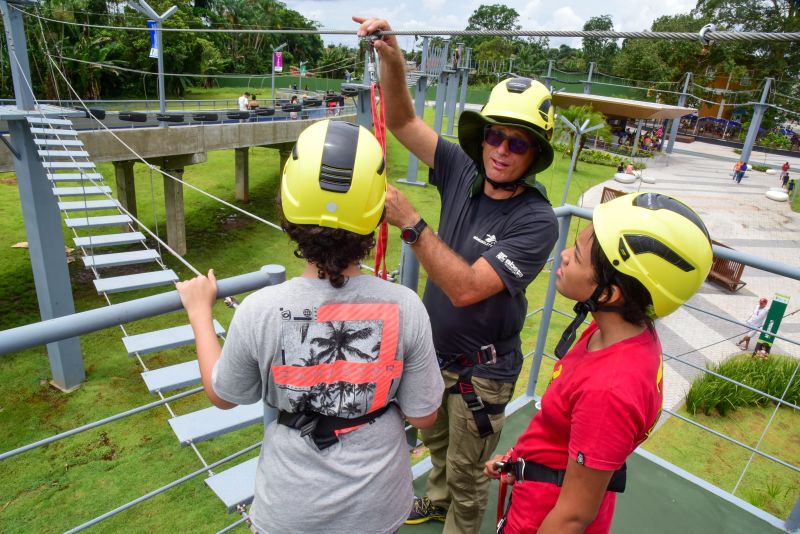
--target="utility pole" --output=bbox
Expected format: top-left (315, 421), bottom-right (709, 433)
top-left (129, 1), bottom-right (177, 127)
top-left (583, 62), bottom-right (594, 95)
top-left (0, 0), bottom-right (85, 390)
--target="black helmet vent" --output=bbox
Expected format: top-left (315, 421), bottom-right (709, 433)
top-left (623, 234), bottom-right (695, 272)
top-left (319, 121), bottom-right (359, 193)
top-left (506, 78), bottom-right (532, 93)
top-left (633, 193), bottom-right (710, 241)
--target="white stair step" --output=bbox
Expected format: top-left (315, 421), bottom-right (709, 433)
top-left (74, 232), bottom-right (145, 248)
top-left (59, 200), bottom-right (120, 211)
top-left (38, 150), bottom-right (90, 158)
top-left (65, 214), bottom-right (132, 229)
top-left (34, 138), bottom-right (84, 147)
top-left (26, 116), bottom-right (73, 126)
top-left (83, 249), bottom-right (160, 269)
top-left (141, 360), bottom-right (200, 394)
top-left (42, 161), bottom-right (95, 169)
top-left (52, 186), bottom-right (111, 196)
top-left (94, 269), bottom-right (178, 294)
top-left (205, 457), bottom-right (258, 512)
top-left (122, 320), bottom-right (224, 356)
top-left (168, 403), bottom-right (264, 446)
top-left (48, 172), bottom-right (104, 183)
top-left (30, 127), bottom-right (78, 136)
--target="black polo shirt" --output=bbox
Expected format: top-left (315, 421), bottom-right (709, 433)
top-left (423, 137), bottom-right (558, 382)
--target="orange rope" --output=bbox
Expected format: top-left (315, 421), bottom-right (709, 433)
top-left (371, 81), bottom-right (389, 280)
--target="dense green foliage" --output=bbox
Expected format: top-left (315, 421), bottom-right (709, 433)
top-left (686, 354), bottom-right (800, 416)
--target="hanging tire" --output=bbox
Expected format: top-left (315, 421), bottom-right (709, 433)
top-left (254, 107), bottom-right (275, 116)
top-left (156, 113), bottom-right (184, 123)
top-left (192, 113), bottom-right (219, 122)
top-left (74, 107), bottom-right (106, 120)
top-left (227, 111), bottom-right (251, 120)
top-left (118, 111), bottom-right (148, 123)
top-left (281, 103), bottom-right (302, 113)
top-left (303, 98), bottom-right (322, 107)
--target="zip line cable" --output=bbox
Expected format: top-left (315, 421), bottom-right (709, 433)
top-left (16, 7), bottom-right (800, 42)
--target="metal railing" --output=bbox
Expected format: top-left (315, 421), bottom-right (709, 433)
top-left (1, 206), bottom-right (799, 532)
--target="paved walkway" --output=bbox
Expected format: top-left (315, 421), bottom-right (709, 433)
top-left (580, 141), bottom-right (800, 411)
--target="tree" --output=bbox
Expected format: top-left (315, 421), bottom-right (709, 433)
top-left (464, 4), bottom-right (520, 50)
top-left (582, 15), bottom-right (618, 69)
top-left (555, 105), bottom-right (611, 171)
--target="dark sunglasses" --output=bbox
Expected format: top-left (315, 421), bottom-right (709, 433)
top-left (483, 127), bottom-right (533, 155)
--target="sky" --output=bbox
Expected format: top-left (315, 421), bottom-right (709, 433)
top-left (285, 0), bottom-right (699, 50)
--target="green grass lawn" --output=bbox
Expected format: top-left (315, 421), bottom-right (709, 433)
top-left (643, 405), bottom-right (800, 519)
top-left (0, 106), bottom-right (791, 531)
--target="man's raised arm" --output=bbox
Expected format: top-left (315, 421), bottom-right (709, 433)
top-left (354, 16), bottom-right (439, 168)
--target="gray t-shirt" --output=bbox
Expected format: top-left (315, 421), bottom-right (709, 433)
top-left (212, 275), bottom-right (443, 533)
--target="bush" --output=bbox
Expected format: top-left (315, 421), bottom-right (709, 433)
top-left (550, 143), bottom-right (648, 170)
top-left (686, 355), bottom-right (800, 416)
top-left (751, 164), bottom-right (769, 172)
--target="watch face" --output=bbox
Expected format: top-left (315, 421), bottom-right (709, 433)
top-left (401, 227), bottom-right (415, 243)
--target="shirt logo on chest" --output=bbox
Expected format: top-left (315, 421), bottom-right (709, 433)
top-left (472, 233), bottom-right (497, 247)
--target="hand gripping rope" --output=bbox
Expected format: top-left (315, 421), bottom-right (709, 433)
top-left (366, 34), bottom-right (389, 280)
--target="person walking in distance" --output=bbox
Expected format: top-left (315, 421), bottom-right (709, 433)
top-left (177, 120), bottom-right (444, 534)
top-left (238, 91), bottom-right (250, 112)
top-left (486, 192), bottom-right (713, 534)
top-left (737, 297), bottom-right (769, 351)
top-left (355, 16), bottom-right (559, 533)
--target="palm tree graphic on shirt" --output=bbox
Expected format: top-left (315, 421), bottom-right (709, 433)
top-left (311, 321), bottom-right (377, 363)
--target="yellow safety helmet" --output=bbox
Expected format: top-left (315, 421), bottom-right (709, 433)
top-left (281, 120), bottom-right (386, 235)
top-left (593, 192), bottom-right (713, 317)
top-left (458, 77), bottom-right (555, 177)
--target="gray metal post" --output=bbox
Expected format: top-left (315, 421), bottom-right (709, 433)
top-left (583, 62), bottom-right (594, 95)
top-left (400, 36), bottom-right (429, 187)
top-left (544, 60), bottom-right (554, 90)
top-left (631, 119), bottom-right (643, 157)
top-left (0, 0), bottom-right (84, 390)
top-left (432, 41), bottom-right (450, 134)
top-left (444, 69), bottom-right (460, 135)
top-left (457, 47), bottom-right (471, 116)
top-left (527, 213), bottom-right (572, 397)
top-left (666, 73), bottom-right (691, 154)
top-left (787, 496), bottom-right (800, 532)
top-left (740, 78), bottom-right (773, 164)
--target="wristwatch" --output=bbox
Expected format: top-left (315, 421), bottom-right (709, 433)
top-left (400, 218), bottom-right (427, 245)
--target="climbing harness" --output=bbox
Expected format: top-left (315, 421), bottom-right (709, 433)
top-left (437, 336), bottom-right (519, 438)
top-left (277, 402), bottom-right (395, 450)
top-left (365, 33), bottom-right (389, 280)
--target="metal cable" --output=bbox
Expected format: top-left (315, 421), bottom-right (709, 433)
top-left (16, 8), bottom-right (800, 42)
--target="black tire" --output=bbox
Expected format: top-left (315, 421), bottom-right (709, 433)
top-left (118, 111), bottom-right (148, 123)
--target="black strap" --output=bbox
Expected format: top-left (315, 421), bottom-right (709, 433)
top-left (278, 403), bottom-right (394, 450)
top-left (436, 335), bottom-right (520, 370)
top-left (508, 459), bottom-right (627, 493)
top-left (448, 370), bottom-right (506, 438)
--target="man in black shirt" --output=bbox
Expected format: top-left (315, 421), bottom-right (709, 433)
top-left (356, 16), bottom-right (559, 533)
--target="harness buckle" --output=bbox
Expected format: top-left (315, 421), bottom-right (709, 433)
top-left (512, 458), bottom-right (526, 484)
top-left (479, 344), bottom-right (497, 365)
top-left (463, 394), bottom-right (485, 411)
top-left (295, 413), bottom-right (319, 438)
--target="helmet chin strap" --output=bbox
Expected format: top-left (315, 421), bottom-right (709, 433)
top-left (485, 175), bottom-right (524, 192)
top-left (554, 285), bottom-right (623, 359)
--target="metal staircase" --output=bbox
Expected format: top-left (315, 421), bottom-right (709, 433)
top-left (27, 113), bottom-right (263, 514)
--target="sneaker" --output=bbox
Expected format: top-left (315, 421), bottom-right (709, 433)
top-left (405, 496), bottom-right (447, 524)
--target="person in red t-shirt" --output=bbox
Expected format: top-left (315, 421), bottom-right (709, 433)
top-left (485, 192), bottom-right (714, 534)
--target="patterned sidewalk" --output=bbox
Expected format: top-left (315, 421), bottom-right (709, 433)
top-left (580, 142), bottom-right (800, 411)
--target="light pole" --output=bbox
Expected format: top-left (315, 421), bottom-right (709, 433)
top-left (271, 42), bottom-right (287, 105)
top-left (298, 61), bottom-right (307, 93)
top-left (559, 114), bottom-right (605, 206)
top-left (129, 1), bottom-right (177, 126)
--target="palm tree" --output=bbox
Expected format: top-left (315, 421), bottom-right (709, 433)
top-left (311, 322), bottom-right (374, 363)
top-left (355, 382), bottom-right (376, 409)
top-left (556, 104), bottom-right (611, 171)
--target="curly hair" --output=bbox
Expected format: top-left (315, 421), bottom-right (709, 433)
top-left (280, 214), bottom-right (376, 289)
top-left (590, 234), bottom-right (655, 330)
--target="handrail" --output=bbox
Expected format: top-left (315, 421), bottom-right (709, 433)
top-left (0, 264), bottom-right (285, 355)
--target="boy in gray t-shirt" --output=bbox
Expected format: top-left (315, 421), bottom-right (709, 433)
top-left (178, 120), bottom-right (443, 533)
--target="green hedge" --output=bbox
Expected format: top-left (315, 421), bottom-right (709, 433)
top-left (686, 355), bottom-right (800, 416)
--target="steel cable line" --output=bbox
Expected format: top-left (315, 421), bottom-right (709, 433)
top-left (15, 7), bottom-right (800, 42)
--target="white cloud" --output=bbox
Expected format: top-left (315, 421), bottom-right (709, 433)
top-left (422, 0), bottom-right (447, 12)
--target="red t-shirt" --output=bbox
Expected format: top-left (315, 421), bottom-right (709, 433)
top-left (504, 321), bottom-right (663, 533)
